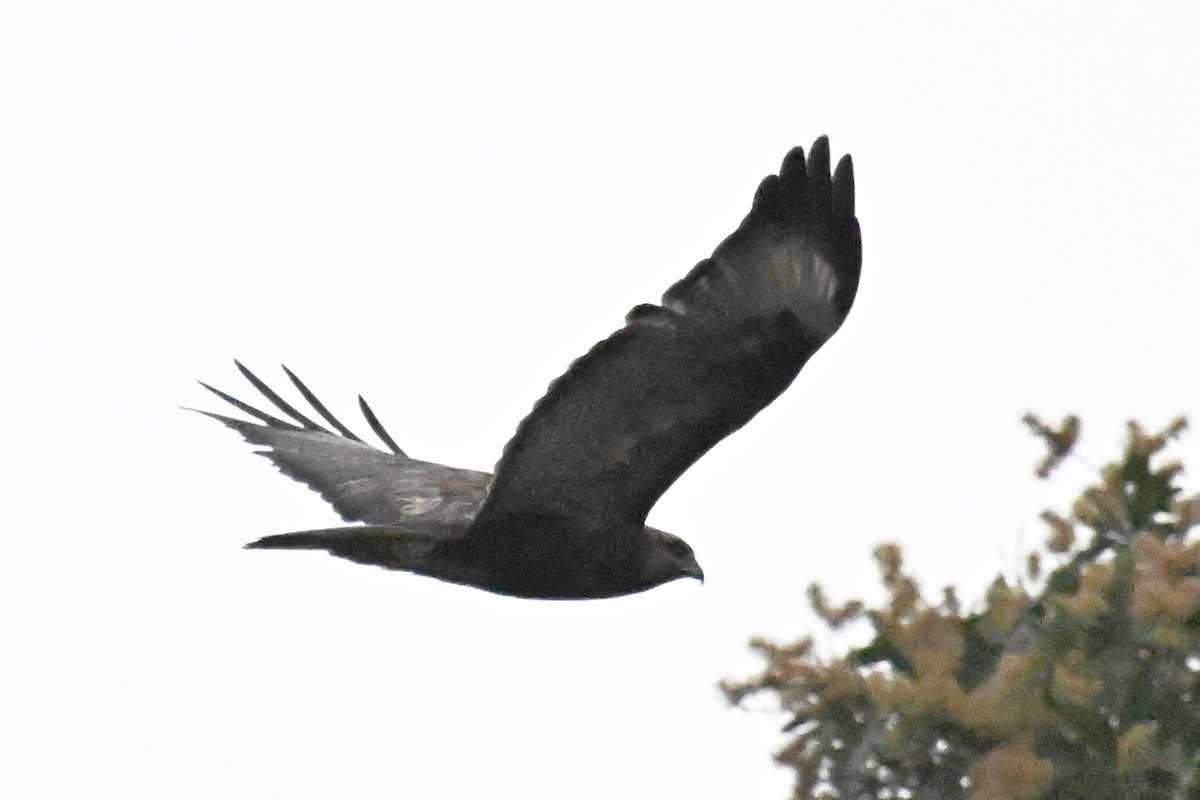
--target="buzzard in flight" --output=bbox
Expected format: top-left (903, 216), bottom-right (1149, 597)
top-left (198, 137), bottom-right (861, 599)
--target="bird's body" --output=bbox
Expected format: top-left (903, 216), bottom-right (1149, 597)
top-left (198, 137), bottom-right (862, 599)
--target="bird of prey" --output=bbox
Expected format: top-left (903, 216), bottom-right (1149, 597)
top-left (198, 137), bottom-right (861, 600)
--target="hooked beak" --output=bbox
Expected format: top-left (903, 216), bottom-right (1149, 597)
top-left (685, 564), bottom-right (705, 585)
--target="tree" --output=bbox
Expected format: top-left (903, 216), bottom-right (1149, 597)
top-left (724, 415), bottom-right (1200, 799)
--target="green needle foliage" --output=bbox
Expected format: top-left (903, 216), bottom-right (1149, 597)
top-left (724, 415), bottom-right (1200, 799)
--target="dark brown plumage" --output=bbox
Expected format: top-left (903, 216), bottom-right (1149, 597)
top-left (198, 137), bottom-right (862, 599)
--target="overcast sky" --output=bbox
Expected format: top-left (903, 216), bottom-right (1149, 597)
top-left (4, 3), bottom-right (1199, 798)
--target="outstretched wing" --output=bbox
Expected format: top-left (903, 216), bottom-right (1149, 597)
top-left (196, 362), bottom-right (491, 526)
top-left (474, 137), bottom-right (861, 534)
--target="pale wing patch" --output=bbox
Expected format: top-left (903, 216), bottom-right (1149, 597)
top-left (401, 495), bottom-right (445, 515)
top-left (765, 241), bottom-right (841, 339)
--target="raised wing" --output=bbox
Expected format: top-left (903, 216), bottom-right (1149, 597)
top-left (196, 362), bottom-right (491, 526)
top-left (473, 138), bottom-right (861, 534)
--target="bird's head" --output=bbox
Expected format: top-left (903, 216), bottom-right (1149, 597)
top-left (645, 526), bottom-right (704, 587)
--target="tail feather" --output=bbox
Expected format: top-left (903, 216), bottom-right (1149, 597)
top-left (245, 524), bottom-right (457, 572)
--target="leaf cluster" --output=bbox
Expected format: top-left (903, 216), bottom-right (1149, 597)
top-left (724, 416), bottom-right (1200, 799)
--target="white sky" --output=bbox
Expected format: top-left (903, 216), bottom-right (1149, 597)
top-left (4, 3), bottom-right (1199, 798)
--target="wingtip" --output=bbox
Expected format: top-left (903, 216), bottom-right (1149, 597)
top-left (778, 145), bottom-right (808, 179)
top-left (765, 137), bottom-right (840, 219)
top-left (805, 137), bottom-right (832, 196)
top-left (357, 394), bottom-right (407, 456)
top-left (196, 378), bottom-right (242, 407)
top-left (807, 135), bottom-right (830, 166)
top-left (751, 173), bottom-right (782, 212)
top-left (832, 153), bottom-right (855, 215)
